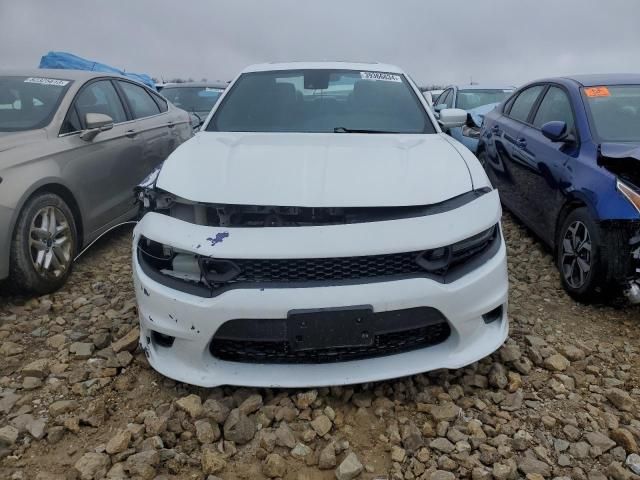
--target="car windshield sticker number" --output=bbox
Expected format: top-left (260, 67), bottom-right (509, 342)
top-left (584, 86), bottom-right (610, 98)
top-left (360, 72), bottom-right (402, 83)
top-left (24, 77), bottom-right (70, 87)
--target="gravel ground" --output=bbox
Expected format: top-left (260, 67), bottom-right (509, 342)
top-left (0, 213), bottom-right (639, 480)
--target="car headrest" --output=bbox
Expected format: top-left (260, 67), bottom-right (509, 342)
top-left (273, 82), bottom-right (297, 103)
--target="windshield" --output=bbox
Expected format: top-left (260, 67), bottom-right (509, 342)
top-left (456, 89), bottom-right (513, 110)
top-left (0, 76), bottom-right (72, 132)
top-left (162, 86), bottom-right (223, 113)
top-left (583, 85), bottom-right (640, 142)
top-left (208, 69), bottom-right (434, 134)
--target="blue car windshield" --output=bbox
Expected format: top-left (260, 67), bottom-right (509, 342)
top-left (208, 69), bottom-right (434, 134)
top-left (583, 85), bottom-right (640, 142)
top-left (456, 89), bottom-right (513, 110)
top-left (0, 76), bottom-right (72, 132)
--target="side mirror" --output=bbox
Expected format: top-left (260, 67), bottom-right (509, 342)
top-left (438, 108), bottom-right (468, 131)
top-left (541, 121), bottom-right (573, 143)
top-left (80, 113), bottom-right (114, 141)
top-left (434, 103), bottom-right (447, 113)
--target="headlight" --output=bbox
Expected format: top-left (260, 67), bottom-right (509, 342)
top-left (416, 224), bottom-right (499, 273)
top-left (617, 179), bottom-right (640, 214)
top-left (462, 124), bottom-right (481, 139)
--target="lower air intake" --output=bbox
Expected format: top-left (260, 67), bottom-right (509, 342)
top-left (210, 306), bottom-right (451, 364)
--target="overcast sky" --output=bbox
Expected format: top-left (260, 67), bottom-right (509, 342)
top-left (2, 0), bottom-right (639, 87)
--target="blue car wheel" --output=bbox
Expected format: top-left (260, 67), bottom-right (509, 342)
top-left (557, 208), bottom-right (607, 302)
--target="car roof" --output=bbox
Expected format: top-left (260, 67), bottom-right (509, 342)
top-left (0, 68), bottom-right (130, 82)
top-left (241, 61), bottom-right (405, 74)
top-left (161, 81), bottom-right (228, 89)
top-left (559, 74), bottom-right (640, 86)
top-left (447, 84), bottom-right (516, 91)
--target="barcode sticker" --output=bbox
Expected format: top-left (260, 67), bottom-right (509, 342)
top-left (24, 77), bottom-right (70, 87)
top-left (360, 72), bottom-right (402, 83)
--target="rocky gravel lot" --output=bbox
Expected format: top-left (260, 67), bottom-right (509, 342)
top-left (0, 213), bottom-right (639, 480)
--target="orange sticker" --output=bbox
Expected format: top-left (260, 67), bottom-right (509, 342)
top-left (584, 86), bottom-right (610, 97)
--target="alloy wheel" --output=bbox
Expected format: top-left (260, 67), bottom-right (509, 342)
top-left (560, 220), bottom-right (592, 289)
top-left (29, 206), bottom-right (72, 278)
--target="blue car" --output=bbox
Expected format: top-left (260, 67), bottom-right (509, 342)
top-left (478, 74), bottom-right (640, 303)
top-left (434, 85), bottom-right (515, 153)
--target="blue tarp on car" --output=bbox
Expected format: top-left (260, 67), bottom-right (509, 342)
top-left (39, 51), bottom-right (155, 89)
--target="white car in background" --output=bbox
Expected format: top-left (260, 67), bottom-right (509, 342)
top-left (420, 88), bottom-right (444, 108)
top-left (133, 62), bottom-right (508, 387)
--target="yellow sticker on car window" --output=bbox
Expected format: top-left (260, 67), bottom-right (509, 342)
top-left (584, 86), bottom-right (610, 97)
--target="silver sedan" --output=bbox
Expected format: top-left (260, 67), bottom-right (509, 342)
top-left (0, 69), bottom-right (192, 292)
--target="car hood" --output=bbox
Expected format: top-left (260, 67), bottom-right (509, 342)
top-left (156, 132), bottom-right (474, 207)
top-left (0, 129), bottom-right (48, 155)
top-left (467, 103), bottom-right (499, 128)
top-left (599, 142), bottom-right (640, 187)
top-left (600, 142), bottom-right (640, 162)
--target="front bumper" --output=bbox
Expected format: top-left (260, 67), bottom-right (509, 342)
top-left (132, 191), bottom-right (508, 387)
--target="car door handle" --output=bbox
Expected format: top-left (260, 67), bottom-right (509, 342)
top-left (167, 122), bottom-right (175, 129)
top-left (516, 138), bottom-right (527, 149)
top-left (125, 129), bottom-right (137, 138)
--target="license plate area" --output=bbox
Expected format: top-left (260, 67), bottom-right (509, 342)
top-left (287, 306), bottom-right (374, 352)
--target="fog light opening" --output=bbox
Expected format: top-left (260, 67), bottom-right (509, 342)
top-left (151, 330), bottom-right (175, 348)
top-left (482, 305), bottom-right (503, 324)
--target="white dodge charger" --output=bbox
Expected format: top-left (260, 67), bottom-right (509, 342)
top-left (133, 62), bottom-right (508, 387)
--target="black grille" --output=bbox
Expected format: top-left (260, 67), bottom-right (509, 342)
top-left (210, 307), bottom-right (451, 364)
top-left (201, 224), bottom-right (499, 287)
top-left (232, 252), bottom-right (421, 283)
top-left (137, 225), bottom-right (500, 297)
top-left (211, 323), bottom-right (450, 364)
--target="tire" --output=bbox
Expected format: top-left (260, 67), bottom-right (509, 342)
top-left (556, 207), bottom-right (607, 303)
top-left (10, 193), bottom-right (78, 294)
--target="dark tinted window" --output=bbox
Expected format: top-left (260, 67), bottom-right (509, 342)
top-left (210, 69), bottom-right (433, 134)
top-left (75, 80), bottom-right (127, 124)
top-left (118, 81), bottom-right (161, 118)
top-left (503, 94), bottom-right (517, 113)
top-left (60, 106), bottom-right (81, 134)
top-left (151, 92), bottom-right (168, 112)
top-left (0, 75), bottom-right (72, 132)
top-left (584, 85), bottom-right (640, 142)
top-left (508, 85), bottom-right (545, 123)
top-left (533, 86), bottom-right (575, 130)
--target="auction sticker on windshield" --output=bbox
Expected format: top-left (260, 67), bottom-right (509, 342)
top-left (24, 77), bottom-right (70, 87)
top-left (360, 72), bottom-right (402, 82)
top-left (584, 86), bottom-right (610, 97)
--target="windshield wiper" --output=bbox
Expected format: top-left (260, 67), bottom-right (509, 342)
top-left (333, 127), bottom-right (399, 134)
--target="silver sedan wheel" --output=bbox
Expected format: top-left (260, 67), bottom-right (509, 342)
top-left (29, 206), bottom-right (72, 278)
top-left (561, 220), bottom-right (592, 289)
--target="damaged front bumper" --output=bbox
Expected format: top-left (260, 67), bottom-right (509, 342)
top-left (131, 191), bottom-right (509, 387)
top-left (625, 228), bottom-right (640, 304)
top-left (600, 219), bottom-right (640, 304)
